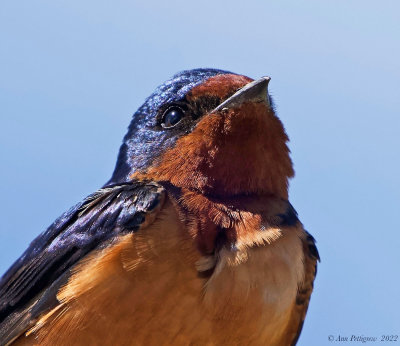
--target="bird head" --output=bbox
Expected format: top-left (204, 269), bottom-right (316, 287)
top-left (109, 68), bottom-right (294, 199)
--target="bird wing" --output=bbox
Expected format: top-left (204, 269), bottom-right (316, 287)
top-left (0, 181), bottom-right (165, 345)
top-left (285, 231), bottom-right (320, 346)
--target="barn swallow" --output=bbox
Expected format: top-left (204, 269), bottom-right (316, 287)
top-left (0, 68), bottom-right (319, 346)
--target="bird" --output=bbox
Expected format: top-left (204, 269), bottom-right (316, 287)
top-left (0, 68), bottom-right (319, 346)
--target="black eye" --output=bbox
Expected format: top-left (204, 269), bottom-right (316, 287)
top-left (161, 107), bottom-right (184, 128)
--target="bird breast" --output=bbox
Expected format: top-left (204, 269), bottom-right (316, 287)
top-left (15, 197), bottom-right (305, 346)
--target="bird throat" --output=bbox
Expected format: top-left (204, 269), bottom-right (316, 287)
top-left (133, 102), bottom-right (294, 199)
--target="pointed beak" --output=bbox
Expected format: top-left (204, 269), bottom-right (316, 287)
top-left (212, 76), bottom-right (271, 113)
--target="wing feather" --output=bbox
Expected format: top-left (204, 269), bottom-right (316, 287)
top-left (0, 181), bottom-right (165, 344)
top-left (287, 231), bottom-right (320, 346)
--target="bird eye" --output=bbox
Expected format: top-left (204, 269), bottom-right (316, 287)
top-left (161, 107), bottom-right (184, 128)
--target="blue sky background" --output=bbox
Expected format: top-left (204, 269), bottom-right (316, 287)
top-left (0, 1), bottom-right (399, 344)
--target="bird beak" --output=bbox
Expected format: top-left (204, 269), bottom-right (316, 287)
top-left (212, 76), bottom-right (271, 113)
